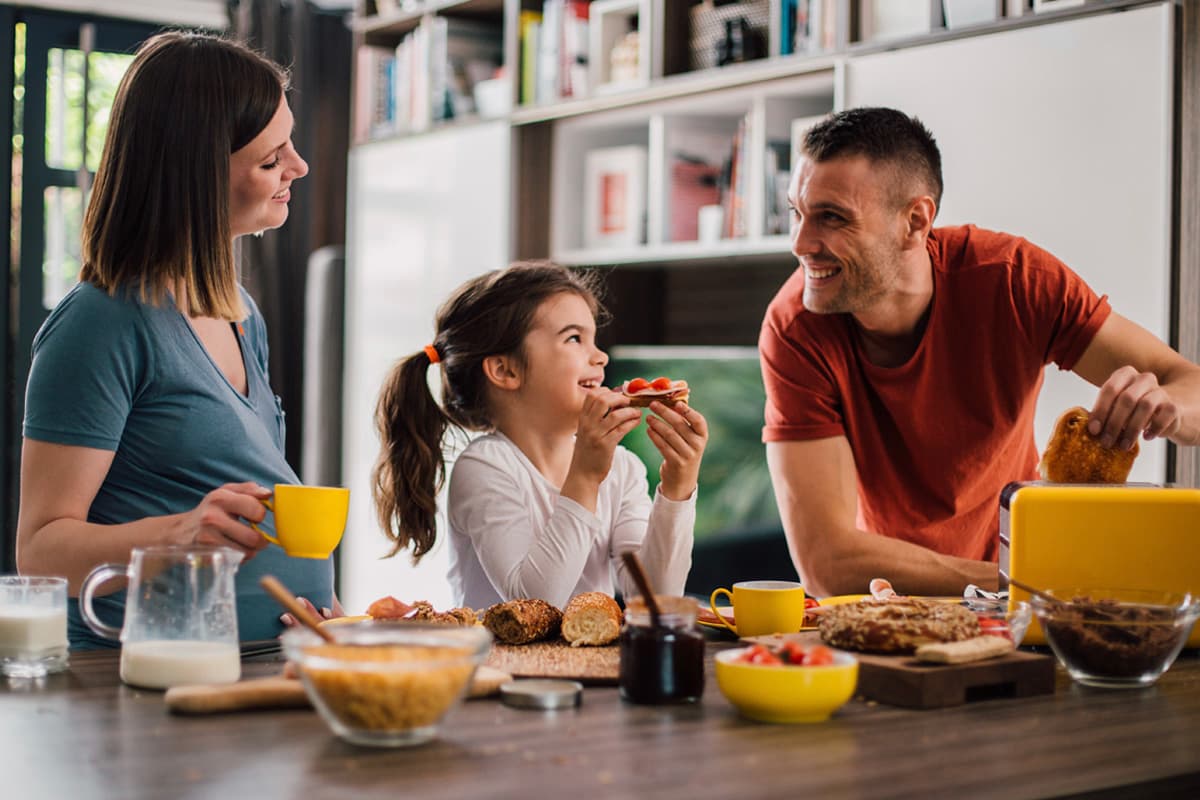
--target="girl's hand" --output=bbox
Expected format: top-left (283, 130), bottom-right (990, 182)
top-left (646, 401), bottom-right (709, 501)
top-left (174, 482), bottom-right (273, 558)
top-left (566, 390), bottom-right (642, 492)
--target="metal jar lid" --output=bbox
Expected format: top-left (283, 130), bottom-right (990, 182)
top-left (499, 679), bottom-right (584, 710)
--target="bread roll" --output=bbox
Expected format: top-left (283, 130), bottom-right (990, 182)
top-left (483, 599), bottom-right (562, 645)
top-left (1039, 406), bottom-right (1138, 483)
top-left (561, 592), bottom-right (622, 647)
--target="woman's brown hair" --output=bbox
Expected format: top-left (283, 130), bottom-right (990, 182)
top-left (79, 31), bottom-right (287, 319)
top-left (373, 262), bottom-right (606, 560)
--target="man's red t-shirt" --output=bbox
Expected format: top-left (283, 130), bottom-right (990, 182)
top-left (759, 225), bottom-right (1111, 561)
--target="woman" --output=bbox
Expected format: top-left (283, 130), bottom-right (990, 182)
top-left (16, 32), bottom-right (333, 648)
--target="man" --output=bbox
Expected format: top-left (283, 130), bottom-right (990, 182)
top-left (760, 107), bottom-right (1200, 597)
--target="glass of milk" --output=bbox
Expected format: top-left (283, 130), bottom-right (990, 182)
top-left (79, 546), bottom-right (243, 690)
top-left (0, 576), bottom-right (69, 678)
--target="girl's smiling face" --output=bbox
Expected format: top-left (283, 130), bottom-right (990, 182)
top-left (515, 291), bottom-right (609, 421)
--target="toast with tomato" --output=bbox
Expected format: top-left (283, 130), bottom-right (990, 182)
top-left (620, 376), bottom-right (690, 408)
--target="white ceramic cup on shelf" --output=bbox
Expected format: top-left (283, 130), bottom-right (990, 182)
top-left (697, 205), bottom-right (724, 244)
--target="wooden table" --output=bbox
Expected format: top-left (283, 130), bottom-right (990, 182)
top-left (3, 645), bottom-right (1199, 799)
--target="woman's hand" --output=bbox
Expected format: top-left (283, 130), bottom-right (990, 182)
top-left (174, 482), bottom-right (273, 557)
top-left (646, 401), bottom-right (708, 501)
top-left (280, 595), bottom-right (344, 627)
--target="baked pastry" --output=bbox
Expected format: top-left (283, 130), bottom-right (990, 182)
top-left (1039, 406), bottom-right (1138, 483)
top-left (561, 592), bottom-right (622, 647)
top-left (482, 598), bottom-right (562, 645)
top-left (365, 596), bottom-right (477, 626)
top-left (620, 377), bottom-right (690, 408)
top-left (818, 598), bottom-right (980, 654)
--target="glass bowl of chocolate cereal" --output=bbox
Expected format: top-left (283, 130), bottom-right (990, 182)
top-left (1031, 589), bottom-right (1200, 689)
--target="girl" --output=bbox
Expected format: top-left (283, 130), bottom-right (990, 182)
top-left (373, 263), bottom-right (708, 609)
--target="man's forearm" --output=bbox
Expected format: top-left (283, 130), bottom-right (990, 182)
top-left (794, 528), bottom-right (999, 597)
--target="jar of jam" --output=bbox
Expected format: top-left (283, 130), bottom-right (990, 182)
top-left (619, 596), bottom-right (705, 705)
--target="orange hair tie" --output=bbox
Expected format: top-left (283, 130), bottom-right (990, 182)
top-left (423, 344), bottom-right (441, 365)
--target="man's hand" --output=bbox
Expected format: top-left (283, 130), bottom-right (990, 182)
top-left (1088, 365), bottom-right (1182, 451)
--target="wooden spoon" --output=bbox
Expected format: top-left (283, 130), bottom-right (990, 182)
top-left (620, 551), bottom-right (663, 628)
top-left (260, 575), bottom-right (336, 643)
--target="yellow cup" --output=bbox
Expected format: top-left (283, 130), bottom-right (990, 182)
top-left (709, 580), bottom-right (806, 637)
top-left (253, 484), bottom-right (349, 559)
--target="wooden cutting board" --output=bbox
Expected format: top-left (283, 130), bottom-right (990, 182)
top-left (484, 640), bottom-right (619, 685)
top-left (745, 631), bottom-right (1055, 709)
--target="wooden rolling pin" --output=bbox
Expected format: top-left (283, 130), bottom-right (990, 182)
top-left (165, 666), bottom-right (513, 715)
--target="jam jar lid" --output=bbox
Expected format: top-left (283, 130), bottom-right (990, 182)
top-left (500, 679), bottom-right (584, 710)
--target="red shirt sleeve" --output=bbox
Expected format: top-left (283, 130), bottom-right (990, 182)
top-left (1005, 238), bottom-right (1111, 372)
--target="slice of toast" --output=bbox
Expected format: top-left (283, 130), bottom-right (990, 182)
top-left (1039, 406), bottom-right (1138, 483)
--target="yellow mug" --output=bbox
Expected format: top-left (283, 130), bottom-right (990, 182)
top-left (709, 580), bottom-right (806, 637)
top-left (252, 484), bottom-right (349, 559)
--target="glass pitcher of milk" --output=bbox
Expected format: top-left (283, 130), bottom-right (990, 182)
top-left (80, 546), bottom-right (243, 690)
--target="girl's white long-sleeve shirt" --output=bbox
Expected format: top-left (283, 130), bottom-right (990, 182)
top-left (446, 431), bottom-right (696, 610)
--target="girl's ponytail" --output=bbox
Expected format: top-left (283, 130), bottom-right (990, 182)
top-left (371, 346), bottom-right (447, 559)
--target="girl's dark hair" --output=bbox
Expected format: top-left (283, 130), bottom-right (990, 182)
top-left (372, 262), bottom-right (606, 560)
top-left (802, 106), bottom-right (943, 212)
top-left (79, 31), bottom-right (287, 320)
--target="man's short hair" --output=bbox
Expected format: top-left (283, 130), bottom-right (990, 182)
top-left (802, 107), bottom-right (943, 212)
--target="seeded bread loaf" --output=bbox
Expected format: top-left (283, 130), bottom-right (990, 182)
top-left (561, 592), bottom-right (622, 647)
top-left (483, 598), bottom-right (562, 645)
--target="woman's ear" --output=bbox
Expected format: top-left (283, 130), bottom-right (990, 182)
top-left (481, 354), bottom-right (521, 391)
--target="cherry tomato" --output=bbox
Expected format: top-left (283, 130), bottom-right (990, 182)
top-left (779, 640), bottom-right (807, 665)
top-left (738, 644), bottom-right (782, 666)
top-left (805, 597), bottom-right (820, 609)
top-left (650, 376), bottom-right (672, 391)
top-left (626, 378), bottom-right (650, 393)
top-left (802, 645), bottom-right (835, 666)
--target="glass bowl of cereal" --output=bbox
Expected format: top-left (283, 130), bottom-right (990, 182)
top-left (282, 621), bottom-right (492, 747)
top-left (1031, 589), bottom-right (1200, 689)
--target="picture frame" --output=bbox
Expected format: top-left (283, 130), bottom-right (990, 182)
top-left (584, 145), bottom-right (647, 249)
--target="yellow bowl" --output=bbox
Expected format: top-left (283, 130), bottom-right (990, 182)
top-left (714, 647), bottom-right (858, 723)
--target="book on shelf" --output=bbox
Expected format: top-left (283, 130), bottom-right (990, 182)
top-left (519, 10), bottom-right (542, 105)
top-left (763, 139), bottom-right (792, 236)
top-left (354, 44), bottom-right (396, 141)
top-left (430, 17), bottom-right (504, 122)
top-left (535, 0), bottom-right (590, 105)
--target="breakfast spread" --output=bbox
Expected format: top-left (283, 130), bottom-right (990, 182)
top-left (1041, 595), bottom-right (1185, 678)
top-left (561, 592), bottom-right (622, 647)
top-left (818, 598), bottom-right (981, 654)
top-left (482, 598), bottom-right (563, 645)
top-left (1039, 406), bottom-right (1138, 483)
top-left (299, 643), bottom-right (476, 732)
top-left (366, 596), bottom-right (478, 626)
top-left (733, 641), bottom-right (837, 666)
top-left (620, 376), bottom-right (690, 407)
top-left (914, 635), bottom-right (1015, 664)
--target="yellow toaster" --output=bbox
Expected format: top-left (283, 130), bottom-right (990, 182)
top-left (999, 482), bottom-right (1200, 647)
